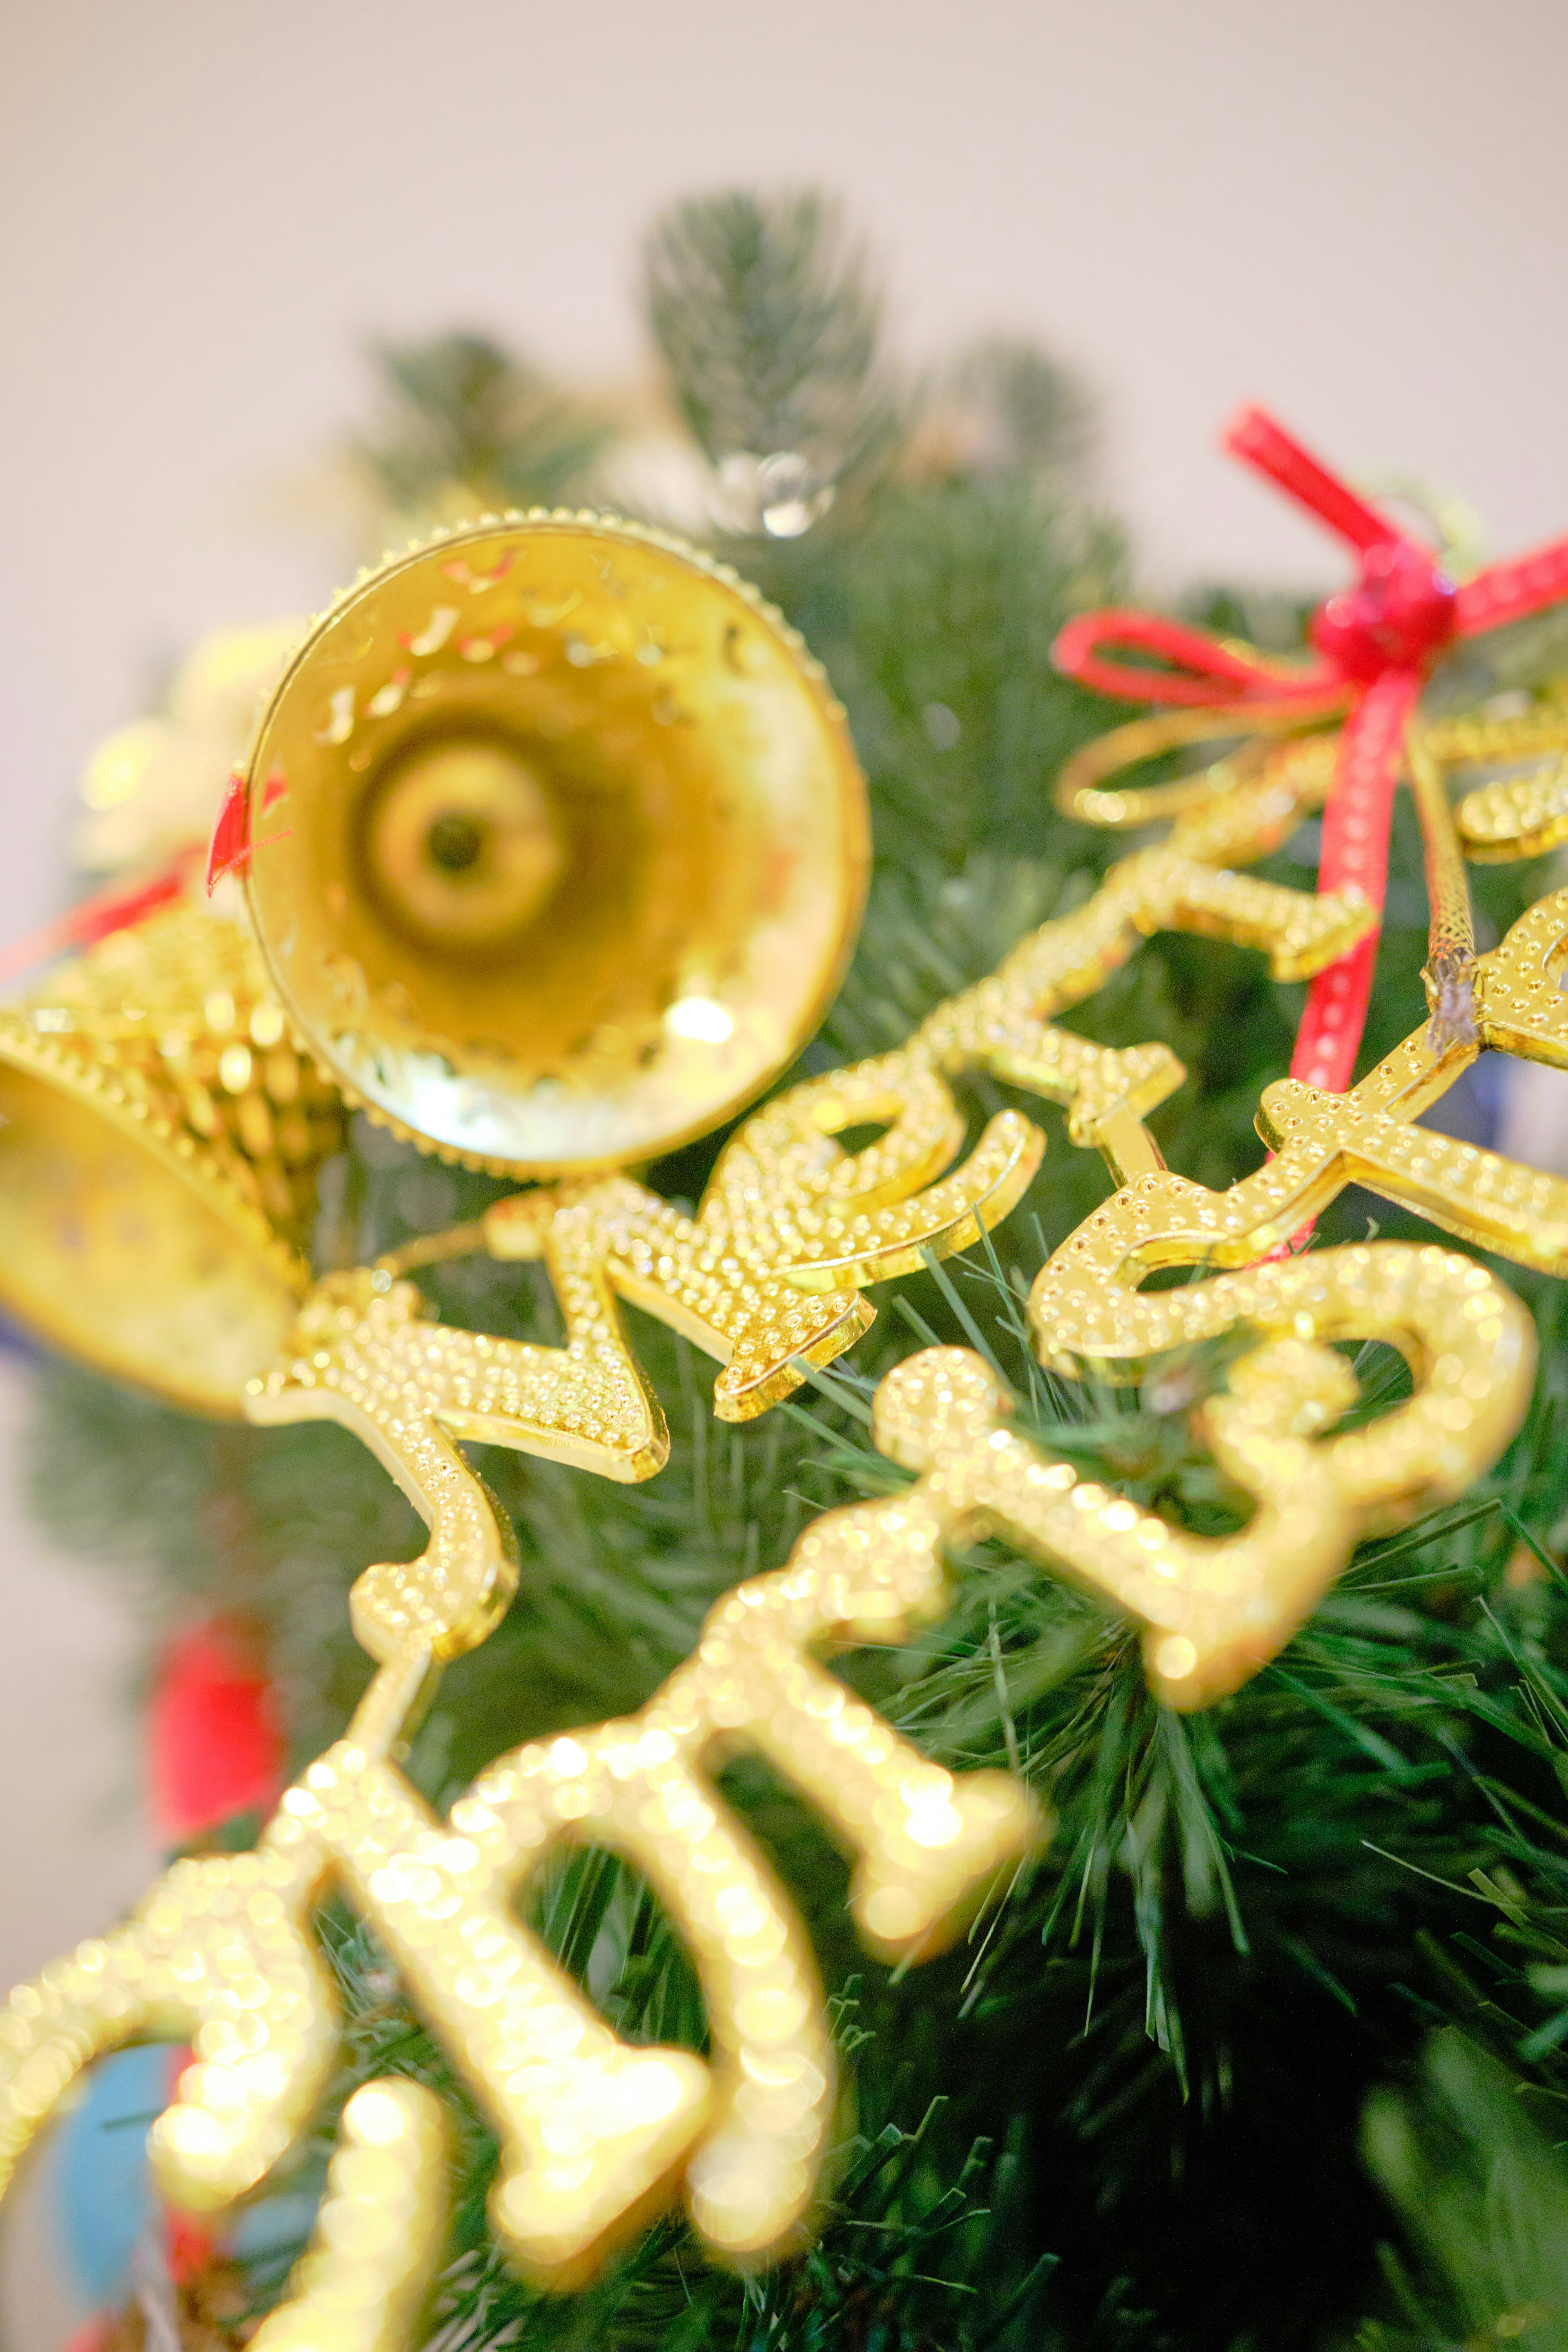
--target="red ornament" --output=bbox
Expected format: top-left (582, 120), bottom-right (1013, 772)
top-left (147, 1620), bottom-right (284, 1846)
top-left (1053, 405), bottom-right (1568, 1094)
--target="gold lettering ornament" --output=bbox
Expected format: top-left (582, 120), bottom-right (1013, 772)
top-left (248, 2082), bottom-right (450, 2352)
top-left (1, 1190), bottom-right (1537, 2305)
top-left (1418, 689), bottom-right (1568, 863)
top-left (0, 1266), bottom-right (1045, 2298)
top-left (1014, 884), bottom-right (1568, 1709)
top-left (364, 707), bottom-right (1378, 1482)
top-left (1031, 884), bottom-right (1568, 1356)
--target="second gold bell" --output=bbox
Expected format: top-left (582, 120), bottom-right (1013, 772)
top-left (0, 907), bottom-right (342, 1417)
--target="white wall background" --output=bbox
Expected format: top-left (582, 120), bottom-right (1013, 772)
top-left (4, 1), bottom-right (1568, 941)
top-left (3, 2), bottom-right (1568, 2341)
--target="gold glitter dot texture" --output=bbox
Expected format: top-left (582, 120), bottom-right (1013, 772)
top-left (0, 906), bottom-right (345, 1413)
top-left (247, 2081), bottom-right (448, 2352)
top-left (2, 1281), bottom-right (1056, 2292)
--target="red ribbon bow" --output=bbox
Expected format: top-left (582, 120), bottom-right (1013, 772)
top-left (1053, 406), bottom-right (1568, 1093)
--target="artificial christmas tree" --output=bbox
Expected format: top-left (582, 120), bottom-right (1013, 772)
top-left (8, 191), bottom-right (1568, 2352)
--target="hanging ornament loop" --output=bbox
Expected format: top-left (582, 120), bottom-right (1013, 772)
top-left (1054, 404), bottom-right (1568, 1095)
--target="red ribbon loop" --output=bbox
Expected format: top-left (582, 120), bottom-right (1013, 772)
top-left (0, 846), bottom-right (203, 990)
top-left (1053, 608), bottom-right (1332, 709)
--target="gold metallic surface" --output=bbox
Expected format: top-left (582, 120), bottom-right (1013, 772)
top-left (1063, 688), bottom-right (1568, 883)
top-left (1406, 731), bottom-right (1478, 1046)
top-left (1009, 886), bottom-right (1568, 1702)
top-left (1053, 703), bottom-right (1349, 829)
top-left (1020, 733), bottom-right (1370, 993)
top-left (243, 514), bottom-right (871, 1174)
top-left (248, 2082), bottom-right (448, 2352)
top-left (1021, 1252), bottom-right (1532, 1704)
top-left (1026, 886), bottom-right (1568, 1299)
top-left (7, 854), bottom-right (1564, 2292)
top-left (1421, 695), bottom-right (1568, 770)
top-left (359, 735), bottom-right (567, 956)
top-left (884, 1302), bottom-right (1529, 1706)
top-left (1456, 755), bottom-right (1568, 863)
top-left (1411, 691), bottom-right (1568, 864)
top-left (0, 908), bottom-right (343, 1414)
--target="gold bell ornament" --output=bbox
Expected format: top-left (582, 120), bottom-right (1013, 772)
top-left (0, 905), bottom-right (345, 1416)
top-left (224, 512), bottom-right (870, 1172)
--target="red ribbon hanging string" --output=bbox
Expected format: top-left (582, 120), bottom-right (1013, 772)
top-left (0, 844), bottom-right (204, 990)
top-left (1052, 405), bottom-right (1568, 1096)
top-left (0, 760), bottom-right (284, 990)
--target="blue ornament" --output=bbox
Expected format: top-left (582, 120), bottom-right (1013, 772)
top-left (49, 2044), bottom-right (182, 2307)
